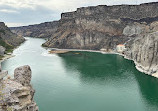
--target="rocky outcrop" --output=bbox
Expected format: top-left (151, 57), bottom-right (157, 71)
top-left (10, 21), bottom-right (59, 38)
top-left (123, 21), bottom-right (158, 76)
top-left (0, 65), bottom-right (38, 111)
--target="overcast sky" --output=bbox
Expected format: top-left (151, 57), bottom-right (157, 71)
top-left (0, 0), bottom-right (157, 27)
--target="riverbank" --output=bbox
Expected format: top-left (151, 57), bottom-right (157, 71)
top-left (124, 55), bottom-right (158, 79)
top-left (48, 48), bottom-right (158, 79)
top-left (48, 48), bottom-right (121, 55)
top-left (0, 54), bottom-right (14, 63)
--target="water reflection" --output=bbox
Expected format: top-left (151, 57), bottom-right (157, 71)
top-left (58, 52), bottom-right (136, 82)
top-left (59, 51), bottom-right (158, 111)
top-left (133, 69), bottom-right (158, 110)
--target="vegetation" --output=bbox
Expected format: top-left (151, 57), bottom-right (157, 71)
top-left (0, 37), bottom-right (14, 53)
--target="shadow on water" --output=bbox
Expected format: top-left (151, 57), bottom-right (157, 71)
top-left (58, 51), bottom-right (136, 81)
top-left (133, 68), bottom-right (158, 108)
top-left (59, 51), bottom-right (158, 110)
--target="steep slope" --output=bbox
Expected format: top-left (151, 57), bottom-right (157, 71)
top-left (0, 22), bottom-right (25, 54)
top-left (125, 21), bottom-right (158, 76)
top-left (11, 21), bottom-right (59, 38)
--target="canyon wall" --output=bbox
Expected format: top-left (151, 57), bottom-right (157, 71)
top-left (0, 65), bottom-right (38, 111)
top-left (11, 21), bottom-right (59, 38)
top-left (0, 22), bottom-right (25, 54)
top-left (125, 21), bottom-right (158, 75)
top-left (42, 2), bottom-right (158, 50)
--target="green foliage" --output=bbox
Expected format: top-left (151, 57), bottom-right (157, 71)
top-left (0, 37), bottom-right (14, 53)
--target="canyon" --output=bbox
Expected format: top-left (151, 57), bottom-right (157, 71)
top-left (11, 2), bottom-right (158, 77)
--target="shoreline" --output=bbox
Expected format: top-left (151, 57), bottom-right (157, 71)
top-left (48, 48), bottom-right (122, 55)
top-left (0, 38), bottom-right (27, 63)
top-left (0, 54), bottom-right (14, 63)
top-left (48, 48), bottom-right (158, 79)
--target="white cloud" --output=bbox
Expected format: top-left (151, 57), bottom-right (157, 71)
top-left (0, 0), bottom-right (37, 9)
top-left (5, 22), bottom-right (39, 27)
top-left (0, 0), bottom-right (157, 12)
top-left (0, 9), bottom-right (19, 13)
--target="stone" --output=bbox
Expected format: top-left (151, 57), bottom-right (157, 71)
top-left (0, 70), bottom-right (8, 80)
top-left (0, 65), bottom-right (38, 111)
top-left (14, 65), bottom-right (32, 86)
top-left (123, 25), bottom-right (142, 36)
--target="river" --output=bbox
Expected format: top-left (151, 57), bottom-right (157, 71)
top-left (2, 37), bottom-right (158, 111)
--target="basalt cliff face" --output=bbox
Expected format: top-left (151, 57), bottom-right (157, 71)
top-left (125, 22), bottom-right (158, 76)
top-left (41, 2), bottom-right (158, 50)
top-left (0, 22), bottom-right (25, 54)
top-left (11, 21), bottom-right (59, 38)
top-left (0, 65), bottom-right (38, 111)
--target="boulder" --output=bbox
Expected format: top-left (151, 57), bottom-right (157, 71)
top-left (14, 65), bottom-right (32, 86)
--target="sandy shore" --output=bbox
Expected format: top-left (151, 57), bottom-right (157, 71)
top-left (48, 48), bottom-right (121, 55)
top-left (49, 50), bottom-right (69, 54)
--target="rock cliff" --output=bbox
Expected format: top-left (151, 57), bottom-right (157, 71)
top-left (125, 22), bottom-right (158, 76)
top-left (0, 22), bottom-right (25, 54)
top-left (42, 2), bottom-right (158, 50)
top-left (11, 21), bottom-right (59, 38)
top-left (0, 65), bottom-right (38, 111)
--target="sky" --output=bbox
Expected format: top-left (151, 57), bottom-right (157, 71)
top-left (0, 0), bottom-right (158, 27)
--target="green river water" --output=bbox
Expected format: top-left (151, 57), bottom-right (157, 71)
top-left (2, 37), bottom-right (158, 111)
